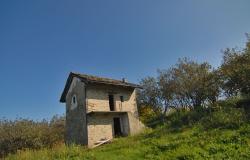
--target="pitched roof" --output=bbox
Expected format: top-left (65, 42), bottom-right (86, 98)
top-left (60, 72), bottom-right (142, 103)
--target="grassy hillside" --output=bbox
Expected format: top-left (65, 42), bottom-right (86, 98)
top-left (6, 122), bottom-right (250, 160)
top-left (4, 98), bottom-right (250, 160)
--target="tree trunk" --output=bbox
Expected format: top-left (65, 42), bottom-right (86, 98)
top-left (161, 101), bottom-right (168, 123)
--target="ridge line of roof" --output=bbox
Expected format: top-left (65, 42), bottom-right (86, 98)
top-left (71, 72), bottom-right (141, 87)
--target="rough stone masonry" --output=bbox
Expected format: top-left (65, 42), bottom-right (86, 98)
top-left (60, 72), bottom-right (144, 147)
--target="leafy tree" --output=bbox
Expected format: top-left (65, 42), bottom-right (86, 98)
top-left (138, 73), bottom-right (177, 122)
top-left (157, 68), bottom-right (179, 110)
top-left (165, 58), bottom-right (220, 109)
top-left (220, 36), bottom-right (250, 96)
top-left (138, 76), bottom-right (162, 114)
top-left (139, 58), bottom-right (220, 117)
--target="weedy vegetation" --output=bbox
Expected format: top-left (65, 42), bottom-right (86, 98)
top-left (4, 103), bottom-right (250, 160)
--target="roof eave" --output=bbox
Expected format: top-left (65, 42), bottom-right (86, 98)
top-left (59, 72), bottom-right (75, 103)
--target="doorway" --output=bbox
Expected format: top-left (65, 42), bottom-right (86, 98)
top-left (109, 95), bottom-right (115, 111)
top-left (113, 117), bottom-right (122, 137)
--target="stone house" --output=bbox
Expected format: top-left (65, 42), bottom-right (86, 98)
top-left (60, 72), bottom-right (144, 147)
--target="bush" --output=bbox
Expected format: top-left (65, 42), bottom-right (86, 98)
top-left (0, 115), bottom-right (65, 157)
top-left (200, 107), bottom-right (246, 130)
top-left (217, 97), bottom-right (239, 108)
top-left (236, 96), bottom-right (250, 115)
top-left (166, 108), bottom-right (210, 129)
top-left (217, 96), bottom-right (250, 119)
top-left (166, 102), bottom-right (247, 130)
top-left (138, 105), bottom-right (159, 125)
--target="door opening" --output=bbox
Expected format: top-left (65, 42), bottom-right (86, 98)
top-left (113, 117), bottom-right (122, 137)
top-left (109, 95), bottom-right (115, 111)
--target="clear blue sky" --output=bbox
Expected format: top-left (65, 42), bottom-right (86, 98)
top-left (0, 0), bottom-right (250, 120)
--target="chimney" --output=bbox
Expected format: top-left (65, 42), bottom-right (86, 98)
top-left (122, 78), bottom-right (127, 83)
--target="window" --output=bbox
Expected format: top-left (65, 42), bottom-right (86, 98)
top-left (73, 96), bottom-right (76, 104)
top-left (71, 95), bottom-right (77, 110)
top-left (120, 96), bottom-right (124, 102)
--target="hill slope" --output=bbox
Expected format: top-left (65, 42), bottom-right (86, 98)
top-left (6, 123), bottom-right (250, 160)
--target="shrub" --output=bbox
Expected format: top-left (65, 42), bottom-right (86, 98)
top-left (217, 96), bottom-right (250, 120)
top-left (216, 97), bottom-right (239, 109)
top-left (236, 96), bottom-right (250, 119)
top-left (0, 115), bottom-right (65, 157)
top-left (166, 101), bottom-right (247, 130)
top-left (166, 108), bottom-right (210, 129)
top-left (138, 105), bottom-right (159, 126)
top-left (200, 107), bottom-right (246, 130)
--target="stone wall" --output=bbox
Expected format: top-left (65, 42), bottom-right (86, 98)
top-left (87, 115), bottom-right (114, 147)
top-left (65, 77), bottom-right (88, 145)
top-left (127, 112), bottom-right (145, 135)
top-left (86, 84), bottom-right (139, 116)
top-left (85, 83), bottom-right (144, 147)
top-left (87, 114), bottom-right (130, 147)
top-left (64, 79), bottom-right (144, 147)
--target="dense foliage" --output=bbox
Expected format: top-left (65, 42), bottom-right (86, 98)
top-left (220, 35), bottom-right (250, 96)
top-left (0, 115), bottom-right (65, 157)
top-left (138, 58), bottom-right (221, 122)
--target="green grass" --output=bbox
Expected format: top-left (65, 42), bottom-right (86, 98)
top-left (5, 123), bottom-right (250, 160)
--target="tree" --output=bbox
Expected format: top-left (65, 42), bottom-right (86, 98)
top-left (220, 36), bottom-right (250, 97)
top-left (138, 76), bottom-right (162, 114)
top-left (157, 68), bottom-right (178, 111)
top-left (139, 58), bottom-right (220, 117)
top-left (159, 58), bottom-right (220, 109)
